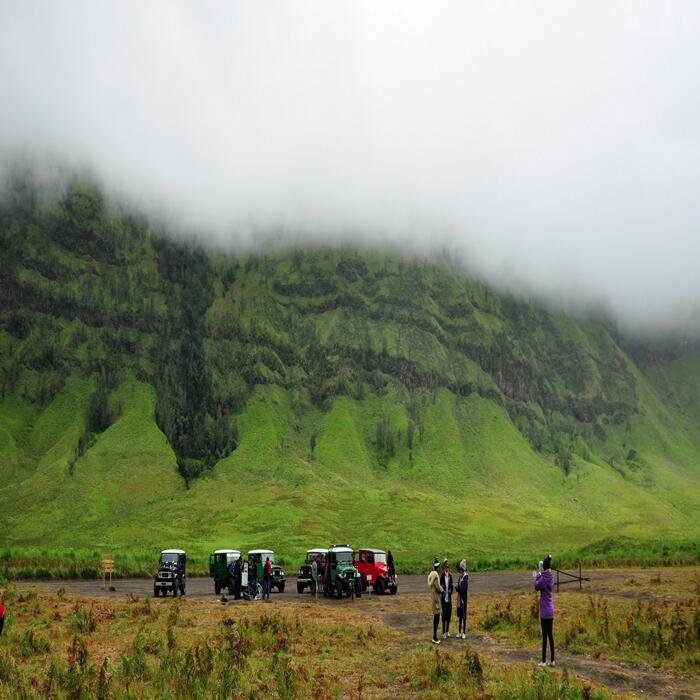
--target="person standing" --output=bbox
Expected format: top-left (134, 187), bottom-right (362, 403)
top-left (534, 554), bottom-right (555, 666)
top-left (263, 556), bottom-right (272, 600)
top-left (249, 557), bottom-right (258, 599)
top-left (232, 557), bottom-right (242, 599)
top-left (311, 557), bottom-right (318, 598)
top-left (0, 594), bottom-right (5, 636)
top-left (456, 559), bottom-right (469, 639)
top-left (427, 559), bottom-right (443, 644)
top-left (387, 550), bottom-right (395, 582)
top-left (440, 559), bottom-right (454, 638)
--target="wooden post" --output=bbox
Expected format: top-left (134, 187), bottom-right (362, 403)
top-left (579, 561), bottom-right (582, 590)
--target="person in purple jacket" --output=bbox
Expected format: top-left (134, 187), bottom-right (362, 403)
top-left (533, 554), bottom-right (555, 667)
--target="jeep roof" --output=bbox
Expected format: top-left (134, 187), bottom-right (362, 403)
top-left (214, 549), bottom-right (240, 556)
top-left (248, 549), bottom-right (274, 555)
top-left (306, 548), bottom-right (328, 555)
top-left (329, 545), bottom-right (353, 553)
top-left (161, 549), bottom-right (186, 555)
top-left (356, 547), bottom-right (385, 554)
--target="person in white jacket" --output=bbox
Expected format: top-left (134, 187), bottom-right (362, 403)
top-left (427, 559), bottom-right (443, 644)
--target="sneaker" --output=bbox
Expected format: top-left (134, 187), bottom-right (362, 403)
top-left (442, 633), bottom-right (447, 639)
top-left (538, 662), bottom-right (547, 667)
top-left (446, 632), bottom-right (450, 638)
top-left (431, 638), bottom-right (441, 645)
top-left (462, 633), bottom-right (466, 639)
top-left (548, 661), bottom-right (556, 667)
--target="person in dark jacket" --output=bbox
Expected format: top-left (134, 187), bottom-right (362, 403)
top-left (534, 554), bottom-right (555, 666)
top-left (440, 559), bottom-right (454, 638)
top-left (263, 556), bottom-right (272, 600)
top-left (232, 557), bottom-right (242, 599)
top-left (387, 550), bottom-right (396, 581)
top-left (456, 559), bottom-right (469, 639)
top-left (249, 557), bottom-right (258, 599)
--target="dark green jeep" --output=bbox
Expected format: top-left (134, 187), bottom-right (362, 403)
top-left (324, 545), bottom-right (362, 599)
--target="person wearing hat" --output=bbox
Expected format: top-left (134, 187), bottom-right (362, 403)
top-left (456, 559), bottom-right (469, 639)
top-left (440, 558), bottom-right (454, 638)
top-left (427, 558), bottom-right (443, 644)
top-left (534, 554), bottom-right (555, 666)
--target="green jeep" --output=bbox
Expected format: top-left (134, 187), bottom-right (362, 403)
top-left (324, 544), bottom-right (362, 599)
top-left (209, 549), bottom-right (240, 595)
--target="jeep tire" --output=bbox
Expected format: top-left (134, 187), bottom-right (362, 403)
top-left (374, 577), bottom-right (385, 595)
top-left (277, 582), bottom-right (285, 593)
top-left (297, 582), bottom-right (304, 594)
top-left (172, 582), bottom-right (178, 597)
top-left (154, 587), bottom-right (159, 597)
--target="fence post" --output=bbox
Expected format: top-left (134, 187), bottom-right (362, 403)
top-left (579, 561), bottom-right (582, 590)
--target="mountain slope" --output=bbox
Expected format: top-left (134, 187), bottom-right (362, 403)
top-left (0, 178), bottom-right (698, 567)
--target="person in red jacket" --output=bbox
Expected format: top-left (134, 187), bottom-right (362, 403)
top-left (0, 595), bottom-right (5, 636)
top-left (263, 556), bottom-right (273, 599)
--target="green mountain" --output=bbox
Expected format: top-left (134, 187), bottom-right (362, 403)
top-left (1, 178), bottom-right (698, 569)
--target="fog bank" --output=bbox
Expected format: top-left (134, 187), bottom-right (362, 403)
top-left (1, 2), bottom-right (700, 334)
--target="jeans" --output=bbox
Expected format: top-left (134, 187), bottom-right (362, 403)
top-left (263, 578), bottom-right (271, 598)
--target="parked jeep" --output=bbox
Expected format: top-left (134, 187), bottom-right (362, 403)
top-left (355, 547), bottom-right (397, 595)
top-left (297, 548), bottom-right (327, 594)
top-left (209, 549), bottom-right (241, 595)
top-left (248, 549), bottom-right (286, 592)
top-left (324, 545), bottom-right (362, 599)
top-left (154, 549), bottom-right (186, 597)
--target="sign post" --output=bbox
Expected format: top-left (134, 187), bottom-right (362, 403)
top-left (101, 554), bottom-right (114, 589)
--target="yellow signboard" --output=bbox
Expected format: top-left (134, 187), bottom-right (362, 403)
top-left (101, 554), bottom-right (115, 588)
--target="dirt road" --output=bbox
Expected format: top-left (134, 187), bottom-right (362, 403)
top-left (13, 566), bottom-right (670, 599)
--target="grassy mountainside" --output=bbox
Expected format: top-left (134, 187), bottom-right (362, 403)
top-left (0, 177), bottom-right (698, 571)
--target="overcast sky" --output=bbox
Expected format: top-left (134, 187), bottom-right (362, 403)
top-left (1, 2), bottom-right (699, 334)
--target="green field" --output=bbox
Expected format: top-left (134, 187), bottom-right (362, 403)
top-left (0, 178), bottom-right (699, 574)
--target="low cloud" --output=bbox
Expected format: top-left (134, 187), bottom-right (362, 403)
top-left (1, 2), bottom-right (699, 335)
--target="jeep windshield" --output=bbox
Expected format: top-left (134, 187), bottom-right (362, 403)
top-left (160, 553), bottom-right (181, 565)
top-left (334, 551), bottom-right (353, 564)
top-left (374, 553), bottom-right (387, 564)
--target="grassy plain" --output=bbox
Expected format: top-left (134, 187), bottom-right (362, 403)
top-left (1, 568), bottom-right (698, 698)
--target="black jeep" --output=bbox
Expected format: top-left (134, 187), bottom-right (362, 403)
top-left (297, 548), bottom-right (327, 593)
top-left (154, 549), bottom-right (186, 597)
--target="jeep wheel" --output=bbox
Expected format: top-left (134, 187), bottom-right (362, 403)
top-left (297, 582), bottom-right (304, 594)
top-left (355, 580), bottom-right (362, 598)
top-left (154, 587), bottom-right (159, 597)
top-left (181, 584), bottom-right (186, 596)
top-left (336, 581), bottom-right (343, 599)
top-left (172, 583), bottom-right (178, 597)
top-left (389, 585), bottom-right (397, 595)
top-left (215, 582), bottom-right (222, 595)
top-left (277, 582), bottom-right (285, 593)
top-left (374, 577), bottom-right (385, 595)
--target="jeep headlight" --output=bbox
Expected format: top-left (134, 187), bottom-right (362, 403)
top-left (280, 571), bottom-right (285, 577)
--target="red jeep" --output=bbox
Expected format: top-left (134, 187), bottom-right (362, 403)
top-left (355, 547), bottom-right (397, 595)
